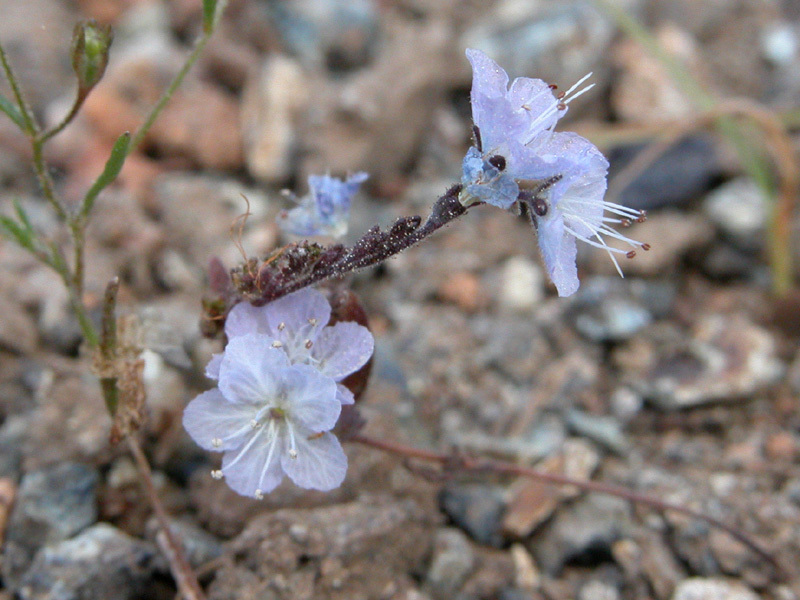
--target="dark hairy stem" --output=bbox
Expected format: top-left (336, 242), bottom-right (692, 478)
top-left (350, 434), bottom-right (787, 579)
top-left (240, 185), bottom-right (470, 305)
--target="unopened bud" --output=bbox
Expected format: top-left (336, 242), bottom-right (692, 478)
top-left (71, 20), bottom-right (113, 93)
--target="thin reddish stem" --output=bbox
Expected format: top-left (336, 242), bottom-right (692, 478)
top-left (128, 437), bottom-right (207, 600)
top-left (350, 434), bottom-right (785, 578)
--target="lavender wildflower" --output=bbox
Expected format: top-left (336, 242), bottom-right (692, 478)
top-left (461, 48), bottom-right (647, 296)
top-left (207, 287), bottom-right (374, 406)
top-left (278, 172), bottom-right (369, 238)
top-left (520, 133), bottom-right (647, 296)
top-left (183, 334), bottom-right (347, 497)
top-left (460, 48), bottom-right (594, 208)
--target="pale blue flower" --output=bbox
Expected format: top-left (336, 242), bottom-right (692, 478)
top-left (207, 287), bottom-right (374, 406)
top-left (460, 48), bottom-right (646, 297)
top-left (183, 334), bottom-right (347, 498)
top-left (460, 48), bottom-right (594, 208)
top-left (278, 172), bottom-right (369, 238)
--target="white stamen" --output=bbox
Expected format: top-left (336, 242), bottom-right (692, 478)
top-left (256, 421), bottom-right (281, 489)
top-left (254, 489), bottom-right (264, 500)
top-left (523, 73), bottom-right (595, 145)
top-left (564, 224), bottom-right (625, 277)
top-left (211, 469), bottom-right (223, 480)
top-left (287, 422), bottom-right (298, 459)
top-left (222, 425), bottom-right (266, 471)
top-left (271, 341), bottom-right (283, 348)
top-left (308, 318), bottom-right (318, 326)
top-left (562, 72), bottom-right (594, 103)
top-left (211, 421), bottom-right (258, 448)
top-left (277, 322), bottom-right (286, 331)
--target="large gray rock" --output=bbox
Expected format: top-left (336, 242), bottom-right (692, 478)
top-left (16, 523), bottom-right (159, 600)
top-left (2, 462), bottom-right (99, 589)
top-left (530, 494), bottom-right (632, 573)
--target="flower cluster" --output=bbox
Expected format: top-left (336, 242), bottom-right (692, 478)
top-left (183, 287), bottom-right (374, 498)
top-left (277, 172), bottom-right (369, 238)
top-left (461, 49), bottom-right (647, 297)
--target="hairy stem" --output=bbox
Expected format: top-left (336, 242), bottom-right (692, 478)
top-left (351, 434), bottom-right (786, 578)
top-left (243, 185), bottom-right (470, 305)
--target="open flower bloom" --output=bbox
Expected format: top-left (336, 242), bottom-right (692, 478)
top-left (460, 48), bottom-right (594, 209)
top-left (207, 287), bottom-right (374, 406)
top-left (278, 172), bottom-right (369, 238)
top-left (460, 48), bottom-right (646, 296)
top-left (183, 334), bottom-right (347, 497)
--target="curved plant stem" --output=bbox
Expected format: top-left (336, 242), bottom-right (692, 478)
top-left (128, 437), bottom-right (206, 600)
top-left (605, 98), bottom-right (798, 297)
top-left (41, 90), bottom-right (87, 143)
top-left (350, 434), bottom-right (786, 579)
top-left (128, 32), bottom-right (212, 154)
top-left (0, 41), bottom-right (37, 134)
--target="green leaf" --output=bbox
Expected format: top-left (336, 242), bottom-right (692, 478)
top-left (12, 198), bottom-right (33, 231)
top-left (202, 0), bottom-right (218, 34)
top-left (0, 214), bottom-right (35, 251)
top-left (81, 131), bottom-right (131, 218)
top-left (0, 93), bottom-right (25, 129)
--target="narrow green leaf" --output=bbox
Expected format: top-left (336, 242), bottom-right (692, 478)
top-left (12, 198), bottom-right (33, 232)
top-left (81, 131), bottom-right (131, 218)
top-left (0, 93), bottom-right (25, 129)
top-left (202, 0), bottom-right (218, 34)
top-left (0, 214), bottom-right (35, 251)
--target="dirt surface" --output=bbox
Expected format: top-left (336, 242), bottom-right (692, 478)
top-left (1, 1), bottom-right (799, 599)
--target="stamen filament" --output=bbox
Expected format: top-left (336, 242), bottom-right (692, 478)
top-left (286, 422), bottom-right (298, 459)
top-left (222, 424), bottom-right (267, 472)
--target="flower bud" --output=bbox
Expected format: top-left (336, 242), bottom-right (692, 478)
top-left (71, 20), bottom-right (113, 93)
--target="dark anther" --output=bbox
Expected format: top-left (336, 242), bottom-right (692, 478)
top-left (472, 124), bottom-right (483, 153)
top-left (548, 83), bottom-right (558, 90)
top-left (557, 91), bottom-right (566, 99)
top-left (533, 174), bottom-right (563, 196)
top-left (532, 197), bottom-right (548, 217)
top-left (637, 210), bottom-right (647, 223)
top-left (488, 155), bottom-right (506, 171)
top-left (626, 250), bottom-right (636, 259)
top-left (621, 218), bottom-right (632, 227)
top-left (641, 243), bottom-right (651, 251)
top-left (557, 102), bottom-right (567, 111)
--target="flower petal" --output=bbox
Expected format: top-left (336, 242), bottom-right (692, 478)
top-left (225, 302), bottom-right (271, 338)
top-left (221, 427), bottom-right (285, 497)
top-left (312, 321), bottom-right (374, 381)
top-left (218, 335), bottom-right (291, 405)
top-left (507, 76), bottom-right (561, 140)
top-left (281, 364), bottom-right (340, 431)
top-left (536, 212), bottom-right (580, 297)
top-left (262, 288), bottom-right (331, 344)
top-left (466, 48), bottom-right (509, 100)
top-left (540, 132), bottom-right (609, 233)
top-left (281, 430), bottom-right (347, 491)
top-left (183, 389), bottom-right (255, 451)
top-left (205, 353), bottom-right (222, 380)
top-left (336, 383), bottom-right (355, 406)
